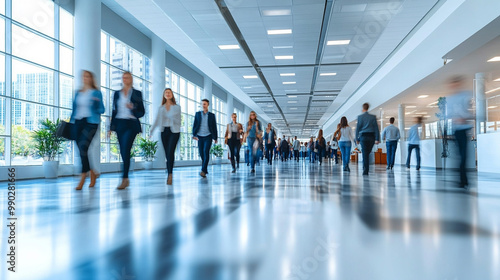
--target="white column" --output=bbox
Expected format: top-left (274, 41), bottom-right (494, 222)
top-left (398, 104), bottom-right (405, 140)
top-left (226, 94), bottom-right (234, 124)
top-left (74, 0), bottom-right (101, 174)
top-left (379, 109), bottom-right (384, 140)
top-left (152, 35), bottom-right (166, 169)
top-left (475, 73), bottom-right (486, 136)
top-left (203, 76), bottom-right (213, 101)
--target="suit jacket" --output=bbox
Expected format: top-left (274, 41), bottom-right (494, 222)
top-left (110, 88), bottom-right (145, 134)
top-left (356, 112), bottom-right (380, 141)
top-left (263, 129), bottom-right (276, 146)
top-left (70, 89), bottom-right (105, 124)
top-left (225, 122), bottom-right (243, 142)
top-left (192, 111), bottom-right (218, 141)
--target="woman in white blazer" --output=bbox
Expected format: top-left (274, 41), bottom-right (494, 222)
top-left (150, 88), bottom-right (181, 185)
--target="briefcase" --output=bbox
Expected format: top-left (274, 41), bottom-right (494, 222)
top-left (56, 121), bottom-right (76, 140)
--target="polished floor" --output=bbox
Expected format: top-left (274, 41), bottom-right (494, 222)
top-left (2, 159), bottom-right (500, 280)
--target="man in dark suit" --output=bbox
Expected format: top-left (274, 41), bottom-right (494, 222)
top-left (192, 99), bottom-right (218, 178)
top-left (109, 71), bottom-right (145, 189)
top-left (263, 123), bottom-right (276, 165)
top-left (280, 135), bottom-right (289, 162)
top-left (356, 103), bottom-right (380, 175)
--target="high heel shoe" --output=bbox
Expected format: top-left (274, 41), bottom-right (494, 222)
top-left (89, 169), bottom-right (99, 188)
top-left (167, 174), bottom-right (173, 185)
top-left (117, 178), bottom-right (130, 190)
top-left (75, 173), bottom-right (87, 190)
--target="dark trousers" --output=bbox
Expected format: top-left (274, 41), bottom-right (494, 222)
top-left (332, 149), bottom-right (338, 163)
top-left (386, 141), bottom-right (398, 167)
top-left (266, 144), bottom-right (274, 164)
top-left (406, 144), bottom-right (421, 169)
top-left (115, 119), bottom-right (139, 178)
top-left (360, 133), bottom-right (375, 174)
top-left (198, 135), bottom-right (212, 174)
top-left (161, 127), bottom-right (180, 174)
top-left (228, 136), bottom-right (241, 169)
top-left (294, 150), bottom-right (299, 161)
top-left (454, 129), bottom-right (469, 185)
top-left (75, 118), bottom-right (98, 173)
top-left (282, 150), bottom-right (289, 161)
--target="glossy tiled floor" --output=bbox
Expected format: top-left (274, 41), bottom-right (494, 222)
top-left (2, 159), bottom-right (500, 280)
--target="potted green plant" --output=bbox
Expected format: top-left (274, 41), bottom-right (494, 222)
top-left (138, 137), bottom-right (158, 170)
top-left (32, 119), bottom-right (66, 178)
top-left (210, 144), bottom-right (224, 165)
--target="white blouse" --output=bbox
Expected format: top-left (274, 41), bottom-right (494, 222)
top-left (338, 126), bottom-right (355, 143)
top-left (150, 104), bottom-right (181, 134)
top-left (74, 89), bottom-right (93, 120)
top-left (116, 89), bottom-right (135, 119)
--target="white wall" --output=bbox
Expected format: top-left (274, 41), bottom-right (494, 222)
top-left (477, 133), bottom-right (500, 174)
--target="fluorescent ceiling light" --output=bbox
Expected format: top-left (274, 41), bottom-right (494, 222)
top-left (243, 86), bottom-right (252, 89)
top-left (488, 106), bottom-right (498, 109)
top-left (320, 72), bottom-right (337, 76)
top-left (428, 101), bottom-right (438, 106)
top-left (243, 75), bottom-right (258, 79)
top-left (487, 56), bottom-right (500, 62)
top-left (280, 73), bottom-right (295, 76)
top-left (494, 78), bottom-right (500, 82)
top-left (267, 29), bottom-right (292, 35)
top-left (262, 9), bottom-right (291, 16)
top-left (486, 87), bottom-right (500, 94)
top-left (273, 45), bottom-right (293, 49)
top-left (218, 44), bottom-right (240, 50)
top-left (288, 95), bottom-right (297, 98)
top-left (290, 108), bottom-right (298, 110)
top-left (406, 105), bottom-right (416, 108)
top-left (288, 101), bottom-right (297, 103)
top-left (283, 82), bottom-right (296, 84)
top-left (275, 55), bottom-right (293, 60)
top-left (327, 40), bottom-right (350, 45)
top-left (417, 95), bottom-right (429, 99)
top-left (285, 89), bottom-right (297, 92)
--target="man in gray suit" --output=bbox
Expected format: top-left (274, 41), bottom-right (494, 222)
top-left (356, 103), bottom-right (380, 175)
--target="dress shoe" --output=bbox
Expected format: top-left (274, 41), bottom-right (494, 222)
top-left (117, 178), bottom-right (130, 190)
top-left (251, 169), bottom-right (255, 173)
top-left (231, 169), bottom-right (236, 173)
top-left (200, 171), bottom-right (206, 178)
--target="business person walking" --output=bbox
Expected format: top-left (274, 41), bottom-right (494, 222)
top-left (406, 116), bottom-right (422, 170)
top-left (109, 71), bottom-right (145, 190)
top-left (192, 99), bottom-right (218, 178)
top-left (150, 88), bottom-right (181, 185)
top-left (382, 117), bottom-right (400, 170)
top-left (71, 70), bottom-right (104, 190)
top-left (356, 103), bottom-right (380, 175)
top-left (263, 123), bottom-right (276, 165)
top-left (225, 113), bottom-right (243, 173)
top-left (336, 117), bottom-right (355, 172)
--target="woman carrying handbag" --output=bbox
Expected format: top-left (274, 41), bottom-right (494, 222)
top-left (70, 70), bottom-right (105, 190)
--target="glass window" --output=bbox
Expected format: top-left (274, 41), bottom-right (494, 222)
top-left (59, 74), bottom-right (73, 109)
top-left (110, 37), bottom-right (127, 70)
top-left (101, 63), bottom-right (109, 88)
top-left (0, 0), bottom-right (4, 15)
top-left (0, 18), bottom-right (5, 52)
top-left (0, 137), bottom-right (5, 166)
top-left (0, 97), bottom-right (5, 134)
top-left (12, 59), bottom-right (54, 105)
top-left (12, 0), bottom-right (55, 37)
top-left (101, 32), bottom-right (108, 62)
top-left (0, 55), bottom-right (5, 96)
top-left (59, 7), bottom-right (73, 46)
top-left (129, 49), bottom-right (143, 78)
top-left (12, 25), bottom-right (55, 68)
top-left (59, 45), bottom-right (73, 75)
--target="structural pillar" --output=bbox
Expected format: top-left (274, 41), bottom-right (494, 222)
top-left (226, 94), bottom-right (234, 124)
top-left (204, 76), bottom-right (213, 102)
top-left (152, 35), bottom-right (166, 168)
top-left (398, 104), bottom-right (405, 140)
top-left (475, 73), bottom-right (486, 136)
top-left (74, 0), bottom-right (101, 174)
top-left (379, 108), bottom-right (384, 141)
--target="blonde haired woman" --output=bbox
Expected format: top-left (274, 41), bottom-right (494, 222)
top-left (245, 111), bottom-right (262, 173)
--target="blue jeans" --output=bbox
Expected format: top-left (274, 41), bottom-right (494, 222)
top-left (406, 144), bottom-right (420, 169)
top-left (339, 141), bottom-right (351, 168)
top-left (198, 136), bottom-right (212, 173)
top-left (386, 141), bottom-right (398, 167)
top-left (247, 137), bottom-right (257, 169)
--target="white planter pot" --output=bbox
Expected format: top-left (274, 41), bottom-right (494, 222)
top-left (144, 161), bottom-right (153, 170)
top-left (43, 161), bottom-right (59, 179)
top-left (130, 158), bottom-right (135, 171)
top-left (214, 157), bottom-right (222, 165)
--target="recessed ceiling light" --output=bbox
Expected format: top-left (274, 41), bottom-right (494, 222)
top-left (262, 9), bottom-right (291, 16)
top-left (288, 95), bottom-right (297, 98)
top-left (417, 95), bottom-right (429, 98)
top-left (428, 101), bottom-right (438, 106)
top-left (280, 73), bottom-right (295, 76)
top-left (327, 40), bottom-right (350, 45)
top-left (283, 82), bottom-right (296, 84)
top-left (267, 29), bottom-right (292, 35)
top-left (290, 108), bottom-right (298, 110)
top-left (320, 72), bottom-right (337, 76)
top-left (243, 75), bottom-right (258, 79)
top-left (406, 105), bottom-right (417, 108)
top-left (275, 55), bottom-right (293, 60)
top-left (243, 86), bottom-right (252, 89)
top-left (487, 87), bottom-right (500, 94)
top-left (487, 56), bottom-right (500, 62)
top-left (288, 101), bottom-right (297, 103)
top-left (494, 78), bottom-right (500, 82)
top-left (488, 106), bottom-right (498, 109)
top-left (273, 45), bottom-right (293, 49)
top-left (218, 44), bottom-right (240, 50)
top-left (285, 89), bottom-right (297, 92)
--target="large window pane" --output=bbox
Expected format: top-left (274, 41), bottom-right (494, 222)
top-left (110, 37), bottom-right (127, 70)
top-left (12, 59), bottom-right (54, 105)
top-left (12, 0), bottom-right (55, 37)
top-left (12, 25), bottom-right (55, 68)
top-left (60, 74), bottom-right (73, 109)
top-left (101, 63), bottom-right (108, 88)
top-left (59, 45), bottom-right (73, 75)
top-left (0, 97), bottom-right (5, 134)
top-left (144, 57), bottom-right (151, 81)
top-left (129, 49), bottom-right (143, 78)
top-left (0, 0), bottom-right (4, 15)
top-left (0, 18), bottom-right (4, 52)
top-left (0, 55), bottom-right (5, 96)
top-left (101, 32), bottom-right (108, 62)
top-left (0, 137), bottom-right (5, 166)
top-left (110, 65), bottom-right (124, 90)
top-left (59, 7), bottom-right (73, 46)
top-left (11, 101), bottom-right (53, 165)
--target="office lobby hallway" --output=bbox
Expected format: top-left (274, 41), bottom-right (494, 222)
top-left (2, 160), bottom-right (500, 280)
